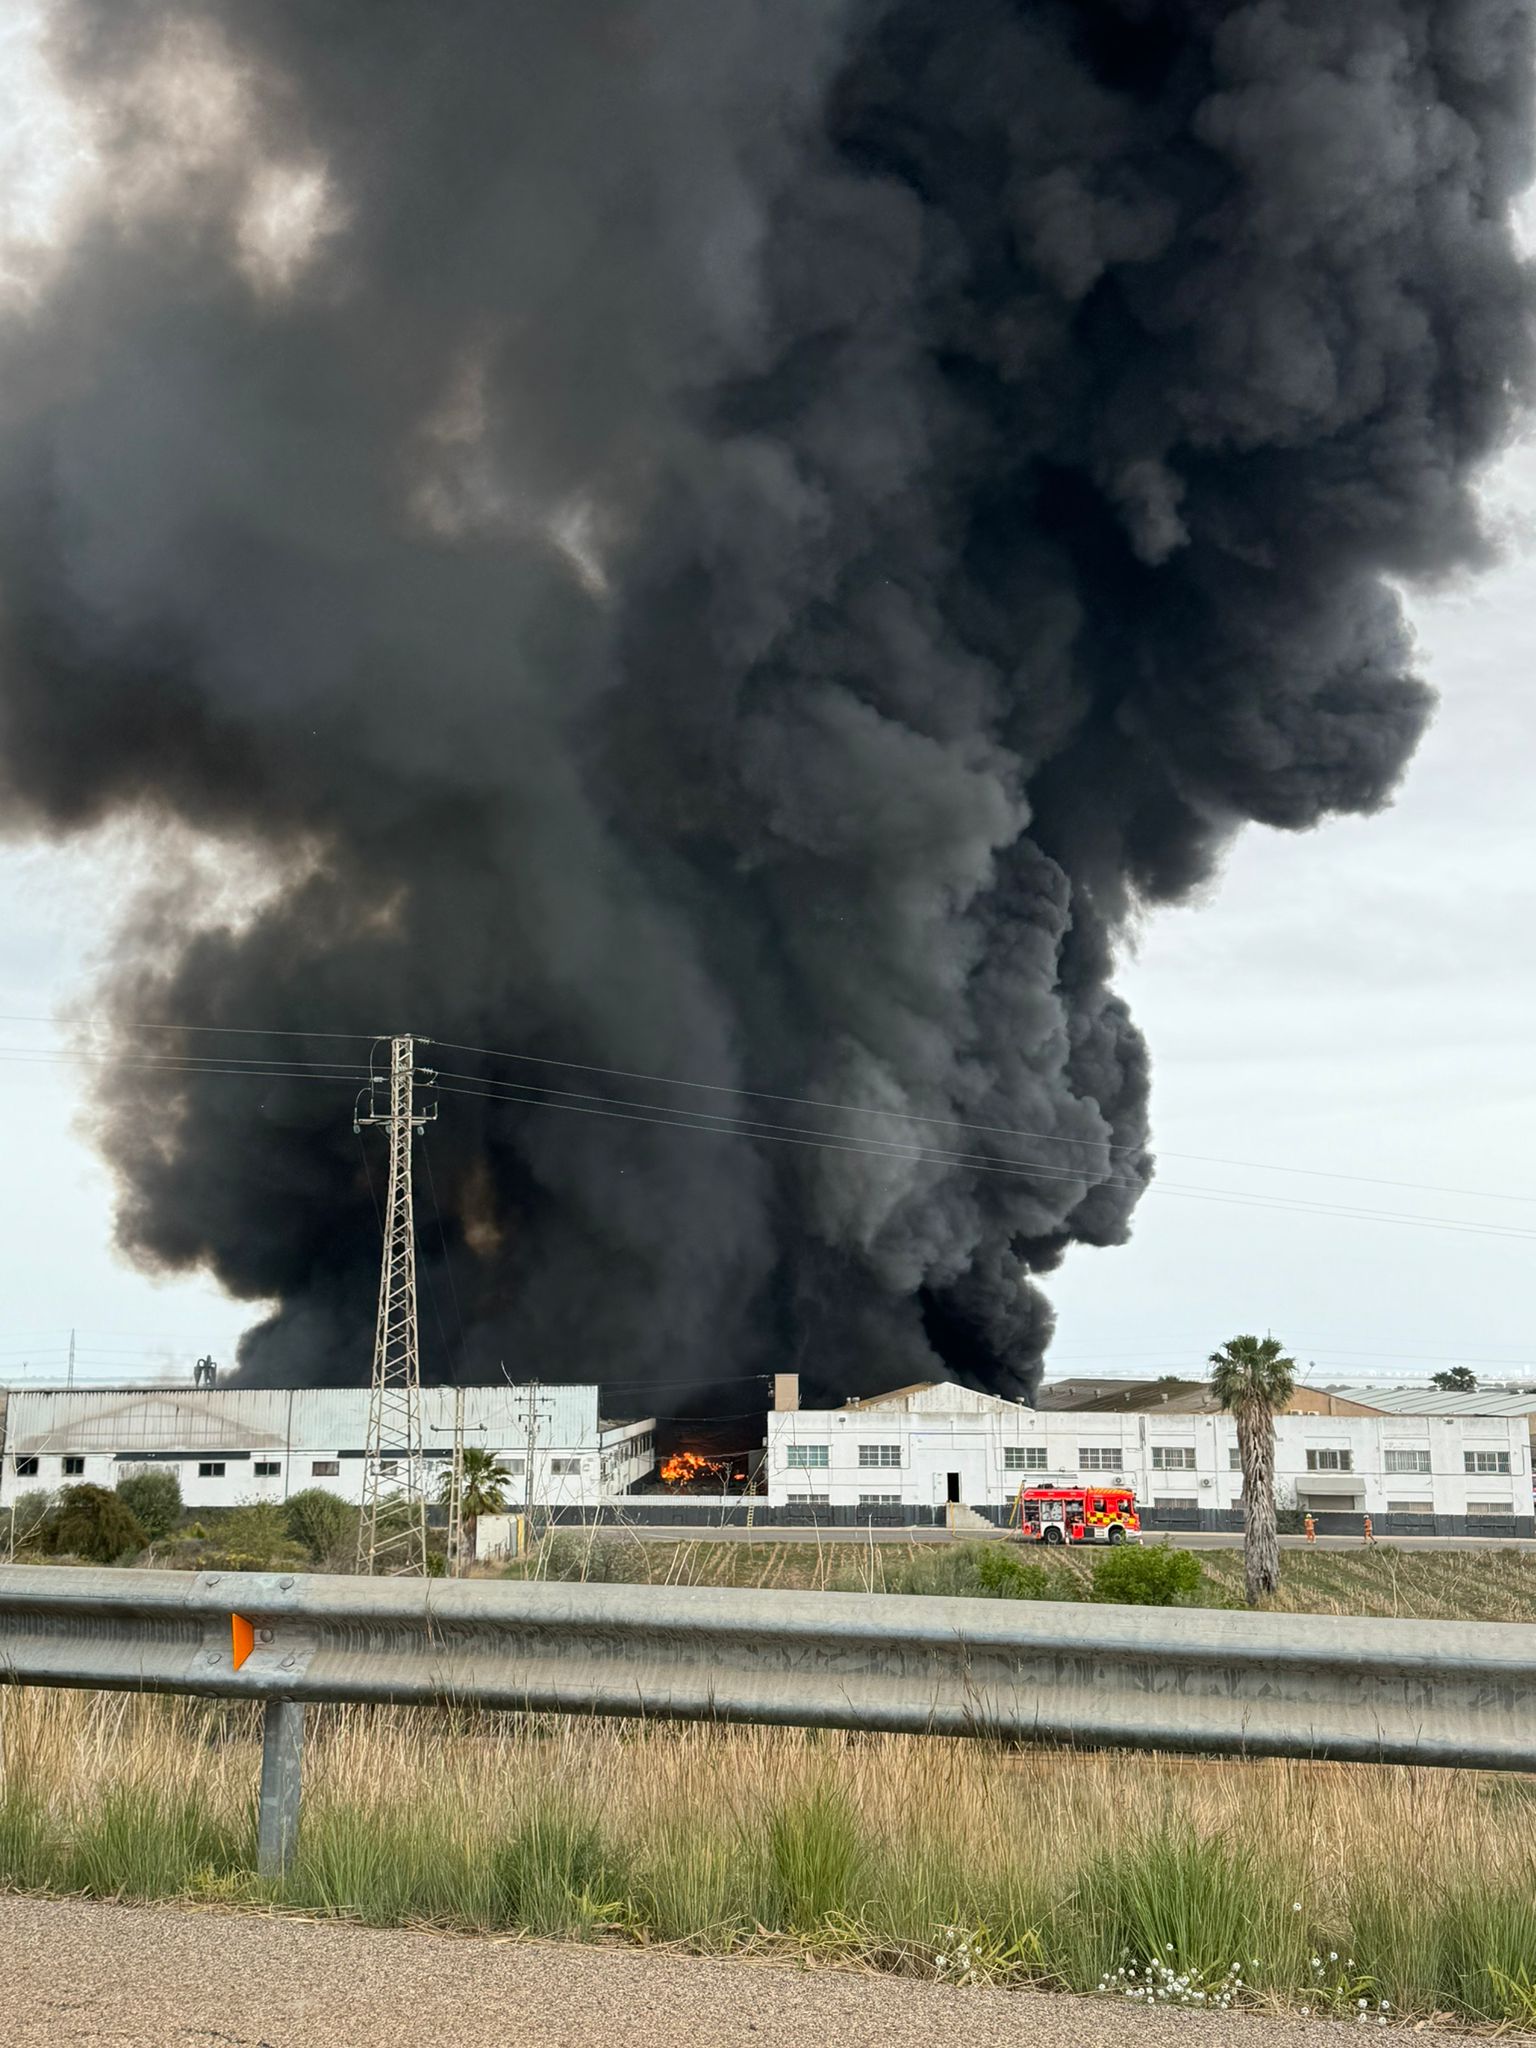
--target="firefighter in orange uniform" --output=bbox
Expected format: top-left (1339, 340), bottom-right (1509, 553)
top-left (1303, 1513), bottom-right (1316, 1544)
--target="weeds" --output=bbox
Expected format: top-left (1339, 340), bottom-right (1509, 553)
top-left (1, 1685), bottom-right (1533, 2028)
top-left (505, 1536), bottom-right (1536, 1624)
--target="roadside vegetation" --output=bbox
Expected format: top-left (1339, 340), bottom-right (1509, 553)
top-left (511, 1529), bottom-right (1536, 1624)
top-left (9, 1474), bottom-right (1536, 1623)
top-left (1, 1685), bottom-right (1533, 2028)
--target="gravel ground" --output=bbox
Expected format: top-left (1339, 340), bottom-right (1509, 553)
top-left (1, 1894), bottom-right (1520, 2048)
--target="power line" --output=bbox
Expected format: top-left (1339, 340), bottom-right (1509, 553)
top-left (4, 1011), bottom-right (1534, 1208)
top-left (6, 1017), bottom-right (1536, 1242)
top-left (433, 1075), bottom-right (1536, 1244)
top-left (433, 1035), bottom-right (1536, 1208)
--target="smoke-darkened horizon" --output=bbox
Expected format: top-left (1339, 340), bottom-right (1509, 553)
top-left (0, 1), bottom-right (1531, 1415)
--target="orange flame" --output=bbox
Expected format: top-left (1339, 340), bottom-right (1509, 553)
top-left (661, 1450), bottom-right (727, 1487)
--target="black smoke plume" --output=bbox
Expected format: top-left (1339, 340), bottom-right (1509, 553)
top-left (1, 2), bottom-right (1530, 1412)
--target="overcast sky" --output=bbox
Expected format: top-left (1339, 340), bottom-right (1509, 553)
top-left (0, 15), bottom-right (1533, 1398)
top-left (4, 435), bottom-right (1533, 1395)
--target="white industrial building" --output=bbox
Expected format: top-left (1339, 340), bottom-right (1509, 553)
top-left (765, 1382), bottom-right (1534, 1533)
top-left (0, 1384), bottom-right (656, 1513)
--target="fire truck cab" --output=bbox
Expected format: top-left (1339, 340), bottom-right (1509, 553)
top-left (1016, 1484), bottom-right (1140, 1546)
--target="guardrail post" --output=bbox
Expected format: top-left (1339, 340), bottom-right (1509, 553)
top-left (257, 1698), bottom-right (304, 1880)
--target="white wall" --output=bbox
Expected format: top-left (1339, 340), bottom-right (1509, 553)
top-left (765, 1402), bottom-right (1530, 1521)
top-left (0, 1384), bottom-right (657, 1513)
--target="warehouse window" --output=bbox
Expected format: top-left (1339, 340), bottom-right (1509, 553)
top-left (1387, 1502), bottom-right (1433, 1515)
top-left (1306, 1449), bottom-right (1352, 1472)
top-left (62, 1456), bottom-right (85, 1476)
top-left (1464, 1451), bottom-right (1511, 1475)
top-left (13, 1455), bottom-right (38, 1478)
top-left (1078, 1447), bottom-right (1121, 1472)
top-left (1467, 1499), bottom-right (1513, 1516)
top-left (1228, 1448), bottom-right (1243, 1470)
top-left (1385, 1449), bottom-right (1431, 1475)
top-left (495, 1457), bottom-right (526, 1475)
top-left (858, 1444), bottom-right (901, 1468)
top-left (253, 1461), bottom-right (280, 1478)
top-left (787, 1494), bottom-right (829, 1507)
top-left (311, 1459), bottom-right (340, 1478)
top-left (550, 1458), bottom-right (582, 1475)
top-left (859, 1494), bottom-right (902, 1506)
top-left (1151, 1446), bottom-right (1197, 1471)
top-left (1004, 1446), bottom-right (1047, 1471)
top-left (786, 1444), bottom-right (829, 1469)
top-left (198, 1461), bottom-right (226, 1479)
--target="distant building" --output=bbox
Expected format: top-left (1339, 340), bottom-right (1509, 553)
top-left (1289, 1382), bottom-right (1536, 1433)
top-left (764, 1380), bottom-right (1532, 1534)
top-left (1035, 1376), bottom-right (1218, 1414)
top-left (0, 1384), bottom-right (656, 1513)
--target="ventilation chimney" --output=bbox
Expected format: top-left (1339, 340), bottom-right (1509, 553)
top-left (774, 1373), bottom-right (800, 1413)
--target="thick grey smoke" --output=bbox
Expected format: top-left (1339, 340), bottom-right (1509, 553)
top-left (0, 1), bottom-right (1530, 1411)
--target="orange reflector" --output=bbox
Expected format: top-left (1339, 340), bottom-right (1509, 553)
top-left (231, 1613), bottom-right (255, 1671)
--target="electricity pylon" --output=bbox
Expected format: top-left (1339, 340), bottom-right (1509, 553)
top-left (355, 1034), bottom-right (436, 1575)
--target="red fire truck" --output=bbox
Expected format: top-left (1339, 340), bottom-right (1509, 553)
top-left (1014, 1483), bottom-right (1140, 1545)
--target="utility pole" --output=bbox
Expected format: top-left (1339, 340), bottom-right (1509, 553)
top-left (66, 1329), bottom-right (75, 1389)
top-left (446, 1383), bottom-right (465, 1576)
top-left (355, 1034), bottom-right (436, 1575)
top-left (500, 1365), bottom-right (553, 1548)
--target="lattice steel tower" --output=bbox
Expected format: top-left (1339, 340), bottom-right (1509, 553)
top-left (355, 1034), bottom-right (436, 1575)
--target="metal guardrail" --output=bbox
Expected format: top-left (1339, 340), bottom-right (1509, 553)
top-left (1, 1564), bottom-right (1533, 1875)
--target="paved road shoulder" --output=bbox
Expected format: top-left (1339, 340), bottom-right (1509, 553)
top-left (0, 1892), bottom-right (1513, 2048)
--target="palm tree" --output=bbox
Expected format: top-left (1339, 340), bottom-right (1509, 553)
top-left (437, 1446), bottom-right (510, 1570)
top-left (1209, 1333), bottom-right (1296, 1606)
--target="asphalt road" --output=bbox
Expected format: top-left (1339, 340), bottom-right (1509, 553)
top-left (600, 1524), bottom-right (1536, 1551)
top-left (0, 1894), bottom-right (1505, 2048)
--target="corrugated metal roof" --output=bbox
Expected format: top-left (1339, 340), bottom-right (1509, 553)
top-left (2, 1383), bottom-right (644, 1455)
top-left (1315, 1386), bottom-right (1536, 1418)
top-left (840, 1382), bottom-right (1025, 1415)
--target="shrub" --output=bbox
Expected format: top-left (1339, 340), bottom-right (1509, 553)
top-left (207, 1500), bottom-right (307, 1571)
top-left (5, 1490), bottom-right (55, 1556)
top-left (283, 1488), bottom-right (355, 1567)
top-left (1090, 1544), bottom-right (1203, 1607)
top-left (43, 1485), bottom-right (147, 1563)
top-left (973, 1545), bottom-right (1053, 1600)
top-left (116, 1469), bottom-right (183, 1541)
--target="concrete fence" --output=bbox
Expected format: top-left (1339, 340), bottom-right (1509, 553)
top-left (2, 1563), bottom-right (1533, 1879)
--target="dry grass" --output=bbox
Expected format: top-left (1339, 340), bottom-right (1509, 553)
top-left (513, 1530), bottom-right (1536, 1623)
top-left (3, 1684), bottom-right (1535, 2027)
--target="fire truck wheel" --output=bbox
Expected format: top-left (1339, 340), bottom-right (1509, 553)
top-left (1043, 1526), bottom-right (1065, 1544)
top-left (1107, 1523), bottom-right (1127, 1544)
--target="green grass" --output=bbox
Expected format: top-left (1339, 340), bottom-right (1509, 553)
top-left (3, 1687), bottom-right (1535, 2027)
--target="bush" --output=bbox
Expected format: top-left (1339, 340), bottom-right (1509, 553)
top-left (283, 1488), bottom-right (355, 1567)
top-left (206, 1500), bottom-right (307, 1571)
top-left (116, 1469), bottom-right (183, 1541)
top-left (1090, 1544), bottom-right (1203, 1607)
top-left (43, 1485), bottom-right (147, 1563)
top-left (5, 1490), bottom-right (55, 1556)
top-left (973, 1545), bottom-right (1054, 1600)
